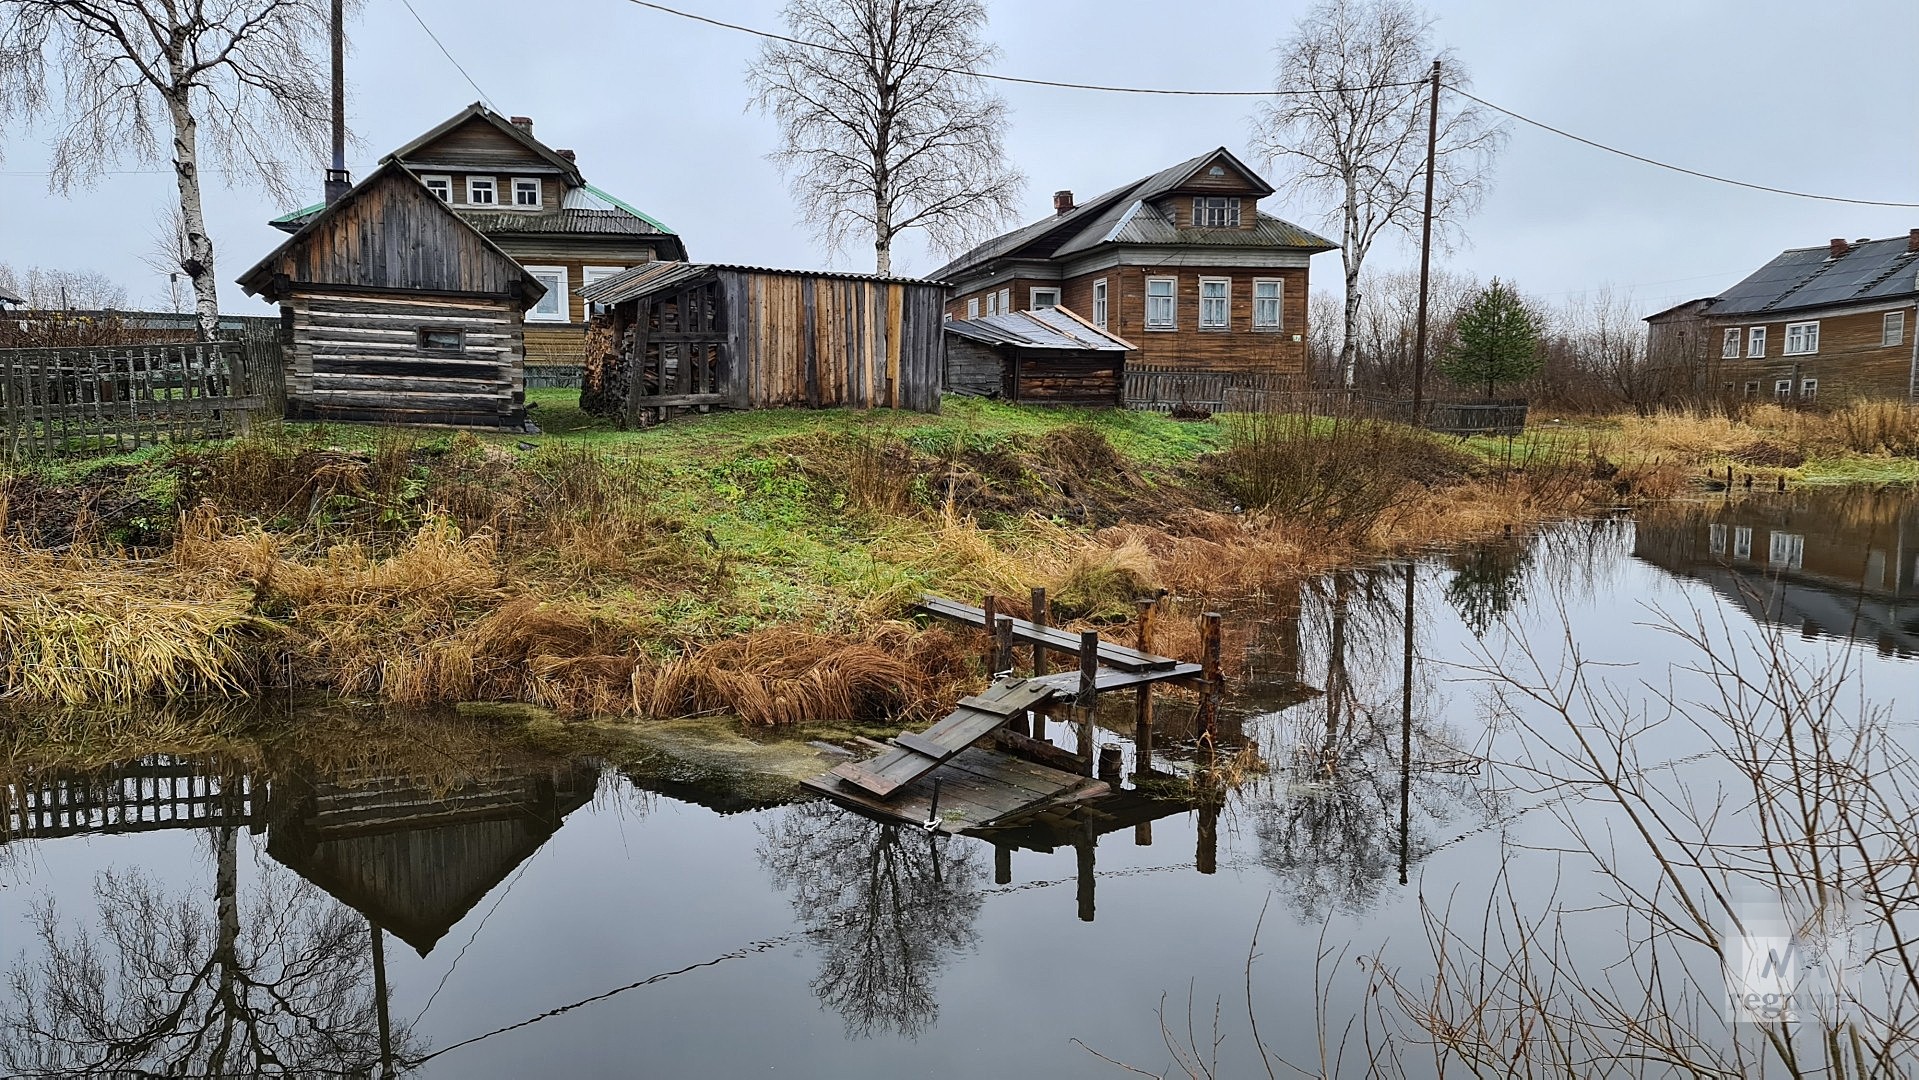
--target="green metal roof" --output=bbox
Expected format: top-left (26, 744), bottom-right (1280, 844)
top-left (582, 184), bottom-right (676, 235)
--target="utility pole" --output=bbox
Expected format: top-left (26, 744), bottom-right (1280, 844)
top-left (1410, 59), bottom-right (1442, 422)
top-left (324, 0), bottom-right (349, 205)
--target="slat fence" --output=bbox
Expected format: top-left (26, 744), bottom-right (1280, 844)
top-left (1126, 365), bottom-right (1528, 436)
top-left (0, 340), bottom-right (281, 460)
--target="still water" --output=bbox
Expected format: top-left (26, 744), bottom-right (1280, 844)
top-left (2, 486), bottom-right (1914, 1077)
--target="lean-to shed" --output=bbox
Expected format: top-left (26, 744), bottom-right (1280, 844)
top-left (943, 306), bottom-right (1136, 406)
top-left (576, 263), bottom-right (948, 425)
top-left (237, 161), bottom-right (547, 429)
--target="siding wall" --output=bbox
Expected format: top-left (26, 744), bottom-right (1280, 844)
top-left (1705, 303), bottom-right (1918, 401)
top-left (287, 290), bottom-right (526, 428)
top-left (725, 270), bottom-right (945, 412)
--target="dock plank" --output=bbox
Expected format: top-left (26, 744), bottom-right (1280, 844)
top-left (1026, 663), bottom-right (1203, 694)
top-left (917, 596), bottom-right (1177, 672)
top-left (831, 678), bottom-right (1060, 798)
top-left (803, 746), bottom-right (1110, 833)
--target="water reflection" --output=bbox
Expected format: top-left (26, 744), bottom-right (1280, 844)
top-left (759, 803), bottom-right (983, 1039)
top-left (1634, 486), bottom-right (1919, 657)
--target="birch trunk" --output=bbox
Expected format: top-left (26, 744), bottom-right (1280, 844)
top-left (164, 86), bottom-right (219, 342)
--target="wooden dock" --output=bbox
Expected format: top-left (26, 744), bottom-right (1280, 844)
top-left (802, 591), bottom-right (1220, 835)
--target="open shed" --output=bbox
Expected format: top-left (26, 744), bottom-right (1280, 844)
top-left (237, 161), bottom-right (546, 429)
top-left (943, 306), bottom-right (1136, 406)
top-left (576, 262), bottom-right (948, 426)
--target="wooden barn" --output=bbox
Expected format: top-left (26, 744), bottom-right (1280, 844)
top-left (943, 305), bottom-right (1136, 405)
top-left (576, 263), bottom-right (947, 426)
top-left (237, 161), bottom-right (547, 429)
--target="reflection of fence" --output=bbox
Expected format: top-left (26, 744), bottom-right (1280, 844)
top-left (1125, 366), bottom-right (1528, 436)
top-left (0, 340), bottom-right (281, 459)
top-left (2, 755), bottom-right (262, 841)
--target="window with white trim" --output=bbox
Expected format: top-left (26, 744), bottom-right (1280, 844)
top-left (1030, 287), bottom-right (1060, 309)
top-left (423, 174), bottom-right (452, 202)
top-left (1885, 311), bottom-right (1905, 347)
top-left (1744, 381), bottom-right (1759, 398)
top-left (1092, 279), bottom-right (1108, 328)
top-left (467, 176), bottom-right (497, 205)
top-left (1733, 526), bottom-right (1753, 559)
top-left (966, 297), bottom-right (980, 319)
top-left (1747, 327), bottom-right (1766, 358)
top-left (1722, 328), bottom-right (1742, 359)
top-left (513, 178), bottom-right (541, 207)
top-left (1145, 277), bottom-right (1176, 330)
top-left (1768, 531), bottom-right (1804, 570)
top-left (997, 288), bottom-right (1011, 314)
top-left (1199, 277), bottom-right (1230, 329)
top-left (1253, 278), bottom-right (1282, 329)
top-left (525, 265), bottom-right (568, 323)
top-left (1800, 377), bottom-right (1818, 402)
top-left (1192, 196), bottom-right (1241, 228)
top-left (1784, 320), bottom-right (1819, 355)
top-left (986, 292), bottom-right (998, 316)
top-left (1708, 524), bottom-right (1727, 555)
top-left (1774, 378), bottom-right (1794, 400)
top-left (581, 266), bottom-right (625, 316)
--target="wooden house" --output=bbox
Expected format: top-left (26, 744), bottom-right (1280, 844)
top-left (270, 103), bottom-right (686, 380)
top-left (577, 263), bottom-right (947, 425)
top-left (237, 161), bottom-right (547, 429)
top-left (930, 148), bottom-right (1336, 378)
top-left (943, 305), bottom-right (1135, 405)
top-left (1646, 231), bottom-right (1919, 402)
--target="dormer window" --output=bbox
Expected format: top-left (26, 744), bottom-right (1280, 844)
top-left (423, 175), bottom-right (452, 202)
top-left (1193, 196), bottom-right (1240, 228)
top-left (467, 176), bottom-right (497, 205)
top-left (513, 178), bottom-right (541, 207)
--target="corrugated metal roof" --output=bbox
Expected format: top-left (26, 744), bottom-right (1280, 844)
top-left (577, 262), bottom-right (951, 306)
top-left (1060, 199), bottom-right (1335, 255)
top-left (944, 307), bottom-right (1135, 351)
top-left (463, 208), bottom-right (669, 237)
top-left (1711, 236), bottom-right (1919, 316)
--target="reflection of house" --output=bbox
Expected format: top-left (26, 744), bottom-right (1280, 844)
top-left (1645, 232), bottom-right (1919, 402)
top-left (265, 762), bottom-right (599, 955)
top-left (1633, 492), bottom-right (1919, 657)
top-left (270, 104), bottom-right (686, 374)
top-left (942, 306), bottom-right (1134, 405)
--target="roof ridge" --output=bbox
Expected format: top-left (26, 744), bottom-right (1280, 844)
top-left (582, 183), bottom-right (678, 235)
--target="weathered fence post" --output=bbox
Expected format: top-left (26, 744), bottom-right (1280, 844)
top-left (1029, 587), bottom-right (1049, 675)
top-left (1197, 612), bottom-right (1223, 754)
top-left (1134, 597), bottom-right (1157, 776)
top-left (993, 615), bottom-right (1015, 676)
top-left (1077, 629), bottom-right (1099, 776)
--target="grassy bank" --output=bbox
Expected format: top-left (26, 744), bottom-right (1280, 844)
top-left (0, 392), bottom-right (1694, 732)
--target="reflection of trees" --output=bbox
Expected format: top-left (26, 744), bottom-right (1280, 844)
top-left (759, 802), bottom-right (983, 1039)
top-left (1444, 538), bottom-right (1536, 637)
top-left (0, 825), bottom-right (414, 1076)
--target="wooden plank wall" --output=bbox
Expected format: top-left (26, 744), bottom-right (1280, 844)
top-left (721, 269), bottom-right (942, 413)
top-left (287, 290), bottom-right (526, 428)
top-left (943, 336), bottom-right (1002, 396)
top-left (262, 169), bottom-right (525, 297)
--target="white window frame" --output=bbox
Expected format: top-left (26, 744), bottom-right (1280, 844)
top-left (1091, 279), bottom-right (1108, 329)
top-left (986, 292), bottom-right (999, 316)
top-left (1191, 196), bottom-right (1241, 228)
top-left (422, 174), bottom-right (453, 202)
top-left (1784, 320), bottom-right (1819, 356)
top-left (1744, 381), bottom-right (1760, 398)
top-left (966, 297), bottom-right (980, 319)
top-left (1144, 276), bottom-right (1177, 331)
top-left (1774, 378), bottom-right (1794, 401)
top-left (1252, 278), bottom-right (1282, 330)
top-left (1029, 287), bottom-right (1061, 309)
top-left (524, 265), bottom-right (569, 323)
top-left (1198, 276), bottom-right (1230, 330)
top-left (1800, 377), bottom-right (1818, 402)
top-left (581, 265), bottom-right (626, 316)
top-left (1733, 526), bottom-right (1753, 559)
top-left (512, 177), bottom-right (541, 208)
top-left (466, 176), bottom-right (498, 206)
top-left (1722, 328), bottom-right (1742, 359)
top-left (1708, 523), bottom-right (1727, 555)
top-left (1747, 327), bottom-right (1767, 358)
top-left (997, 288), bottom-right (1011, 314)
top-left (1768, 531), bottom-right (1805, 570)
top-left (1884, 311), bottom-right (1905, 347)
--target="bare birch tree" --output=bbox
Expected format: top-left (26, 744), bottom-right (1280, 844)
top-left (1250, 0), bottom-right (1505, 388)
top-left (0, 0), bottom-right (346, 339)
top-left (746, 0), bottom-right (1023, 276)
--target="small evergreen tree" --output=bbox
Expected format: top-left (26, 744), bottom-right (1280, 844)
top-left (1440, 279), bottom-right (1542, 399)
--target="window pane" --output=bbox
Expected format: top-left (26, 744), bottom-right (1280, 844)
top-left (1723, 329), bottom-right (1741, 358)
top-left (533, 273), bottom-right (562, 316)
top-left (1885, 312), bottom-right (1905, 346)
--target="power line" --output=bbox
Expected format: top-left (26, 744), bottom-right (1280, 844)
top-left (1450, 84), bottom-right (1919, 210)
top-left (398, 0), bottom-right (497, 111)
top-left (622, 0), bottom-right (1423, 98)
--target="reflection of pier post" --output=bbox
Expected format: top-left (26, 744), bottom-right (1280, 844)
top-left (1075, 826), bottom-right (1096, 923)
top-left (1196, 800), bottom-right (1218, 875)
top-left (993, 842), bottom-right (1011, 886)
top-left (1134, 598), bottom-right (1157, 775)
top-left (1399, 561), bottom-right (1415, 887)
top-left (371, 920), bottom-right (395, 1080)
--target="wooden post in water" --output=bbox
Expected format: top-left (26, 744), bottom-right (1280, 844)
top-left (1134, 597), bottom-right (1157, 776)
top-left (993, 843), bottom-right (1011, 886)
top-left (1075, 827), bottom-right (1096, 922)
top-left (981, 593), bottom-right (999, 673)
top-left (1077, 629), bottom-right (1100, 776)
top-left (1134, 821), bottom-right (1152, 846)
top-left (1030, 587), bottom-right (1049, 674)
top-left (993, 615), bottom-right (1015, 675)
top-left (1197, 612), bottom-right (1223, 754)
top-left (1196, 799), bottom-right (1219, 875)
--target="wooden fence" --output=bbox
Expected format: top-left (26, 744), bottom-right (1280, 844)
top-left (0, 339), bottom-right (282, 459)
top-left (1126, 365), bottom-right (1529, 436)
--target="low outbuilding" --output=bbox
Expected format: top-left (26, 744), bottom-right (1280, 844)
top-left (237, 161), bottom-right (547, 429)
top-left (943, 306), bottom-right (1136, 406)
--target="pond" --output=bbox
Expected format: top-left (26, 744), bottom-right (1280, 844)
top-left (2, 485), bottom-right (1914, 1077)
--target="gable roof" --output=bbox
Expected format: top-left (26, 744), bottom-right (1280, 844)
top-left (930, 148), bottom-right (1334, 282)
top-left (384, 102), bottom-right (585, 187)
top-left (236, 160), bottom-right (546, 306)
top-left (0, 285), bottom-right (21, 306)
top-left (945, 306), bottom-right (1137, 352)
top-left (577, 261), bottom-right (947, 307)
top-left (1705, 235), bottom-right (1919, 317)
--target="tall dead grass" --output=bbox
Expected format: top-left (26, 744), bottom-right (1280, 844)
top-left (1622, 400), bottom-right (1919, 462)
top-left (1219, 411), bottom-right (1477, 536)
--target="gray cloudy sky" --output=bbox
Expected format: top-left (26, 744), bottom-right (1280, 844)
top-left (2, 0), bottom-right (1914, 318)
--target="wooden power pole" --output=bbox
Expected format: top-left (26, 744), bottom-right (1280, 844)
top-left (1410, 59), bottom-right (1442, 421)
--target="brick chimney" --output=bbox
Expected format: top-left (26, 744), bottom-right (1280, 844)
top-left (556, 149), bottom-right (576, 162)
top-left (1053, 190), bottom-right (1075, 215)
top-left (1909, 228), bottom-right (1919, 253)
top-left (509, 116), bottom-right (534, 135)
top-left (1829, 237), bottom-right (1851, 258)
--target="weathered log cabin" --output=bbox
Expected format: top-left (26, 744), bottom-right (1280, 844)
top-left (944, 305), bottom-right (1135, 405)
top-left (577, 263), bottom-right (948, 425)
top-left (237, 161), bottom-right (547, 429)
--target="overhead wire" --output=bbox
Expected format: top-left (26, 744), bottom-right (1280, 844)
top-left (397, 0), bottom-right (498, 111)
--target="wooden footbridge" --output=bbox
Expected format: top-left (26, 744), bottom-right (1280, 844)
top-left (802, 592), bottom-right (1222, 836)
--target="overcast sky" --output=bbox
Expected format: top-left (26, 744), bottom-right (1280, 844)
top-left (2, 0), bottom-right (1914, 318)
